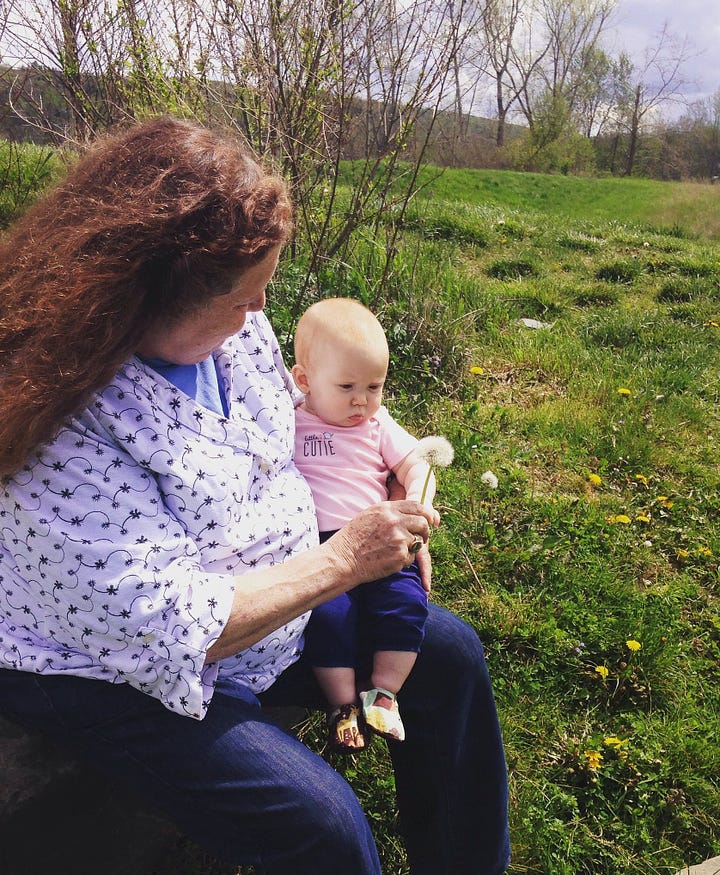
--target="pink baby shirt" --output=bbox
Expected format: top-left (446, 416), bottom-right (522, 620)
top-left (293, 405), bottom-right (418, 531)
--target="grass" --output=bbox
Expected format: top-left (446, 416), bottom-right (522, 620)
top-left (405, 166), bottom-right (720, 240)
top-left (0, 139), bottom-right (61, 228)
top-left (271, 165), bottom-right (720, 875)
top-left (5, 150), bottom-right (719, 873)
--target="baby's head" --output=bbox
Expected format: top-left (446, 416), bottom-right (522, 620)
top-left (292, 298), bottom-right (389, 428)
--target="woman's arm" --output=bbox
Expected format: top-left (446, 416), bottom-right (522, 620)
top-left (205, 499), bottom-right (433, 662)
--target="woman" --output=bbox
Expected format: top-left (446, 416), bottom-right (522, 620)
top-left (0, 117), bottom-right (509, 874)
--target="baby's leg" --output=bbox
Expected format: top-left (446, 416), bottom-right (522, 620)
top-left (314, 665), bottom-right (357, 710)
top-left (359, 564), bottom-right (428, 741)
top-left (371, 650), bottom-right (418, 699)
top-left (303, 589), bottom-right (366, 752)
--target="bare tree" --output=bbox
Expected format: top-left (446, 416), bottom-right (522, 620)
top-left (480, 0), bottom-right (542, 147)
top-left (613, 22), bottom-right (694, 176)
top-left (3, 0), bottom-right (472, 299)
top-left (446, 0), bottom-right (486, 149)
top-left (206, 0), bottom-right (473, 290)
top-left (515, 0), bottom-right (616, 152)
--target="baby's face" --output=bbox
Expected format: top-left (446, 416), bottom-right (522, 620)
top-left (302, 338), bottom-right (388, 427)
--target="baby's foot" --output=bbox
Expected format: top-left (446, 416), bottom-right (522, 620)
top-left (359, 688), bottom-right (405, 741)
top-left (328, 704), bottom-right (367, 753)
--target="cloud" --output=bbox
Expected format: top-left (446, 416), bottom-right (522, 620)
top-left (610, 0), bottom-right (719, 103)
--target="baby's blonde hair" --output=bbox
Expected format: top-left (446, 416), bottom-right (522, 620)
top-left (294, 298), bottom-right (389, 368)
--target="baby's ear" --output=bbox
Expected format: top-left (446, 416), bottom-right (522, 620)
top-left (291, 363), bottom-right (310, 394)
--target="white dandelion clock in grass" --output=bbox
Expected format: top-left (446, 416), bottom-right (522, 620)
top-left (481, 470), bottom-right (499, 490)
top-left (415, 435), bottom-right (455, 504)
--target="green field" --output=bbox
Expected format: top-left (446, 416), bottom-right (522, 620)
top-left (279, 166), bottom-right (720, 875)
top-left (4, 148), bottom-right (719, 874)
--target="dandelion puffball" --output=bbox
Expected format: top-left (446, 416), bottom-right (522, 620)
top-left (416, 435), bottom-right (454, 505)
top-left (481, 470), bottom-right (499, 489)
top-left (416, 436), bottom-right (455, 468)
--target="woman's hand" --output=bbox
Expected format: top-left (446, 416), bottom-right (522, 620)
top-left (387, 475), bottom-right (435, 591)
top-left (206, 500), bottom-right (436, 665)
top-left (324, 500), bottom-right (434, 588)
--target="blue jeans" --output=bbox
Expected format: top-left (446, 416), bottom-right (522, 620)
top-left (303, 562), bottom-right (428, 666)
top-left (0, 604), bottom-right (510, 874)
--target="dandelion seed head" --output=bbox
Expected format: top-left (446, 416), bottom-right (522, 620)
top-left (416, 435), bottom-right (454, 468)
top-left (481, 470), bottom-right (499, 489)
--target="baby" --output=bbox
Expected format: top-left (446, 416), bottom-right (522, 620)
top-left (292, 297), bottom-right (439, 752)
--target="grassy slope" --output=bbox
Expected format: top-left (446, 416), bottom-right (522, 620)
top-left (425, 170), bottom-right (719, 875)
top-left (318, 166), bottom-right (720, 875)
top-left (406, 166), bottom-right (720, 239)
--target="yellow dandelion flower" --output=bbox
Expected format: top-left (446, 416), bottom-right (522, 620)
top-left (470, 366), bottom-right (484, 375)
top-left (603, 736), bottom-right (628, 748)
top-left (607, 514), bottom-right (631, 524)
top-left (656, 496), bottom-right (674, 509)
top-left (676, 548), bottom-right (689, 559)
top-left (626, 639), bottom-right (641, 652)
top-left (617, 387), bottom-right (631, 396)
top-left (588, 473), bottom-right (602, 486)
top-left (585, 750), bottom-right (603, 771)
top-left (636, 513), bottom-right (651, 523)
top-left (595, 665), bottom-right (609, 679)
top-left (699, 546), bottom-right (713, 556)
top-left (635, 474), bottom-right (648, 485)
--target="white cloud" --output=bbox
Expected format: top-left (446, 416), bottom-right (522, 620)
top-left (609, 0), bottom-right (719, 105)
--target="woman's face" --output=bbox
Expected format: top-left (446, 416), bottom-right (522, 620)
top-left (136, 246), bottom-right (281, 364)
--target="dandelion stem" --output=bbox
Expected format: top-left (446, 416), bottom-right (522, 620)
top-left (420, 467), bottom-right (432, 505)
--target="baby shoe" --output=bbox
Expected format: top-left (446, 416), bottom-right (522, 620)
top-left (359, 688), bottom-right (405, 742)
top-left (327, 703), bottom-right (366, 753)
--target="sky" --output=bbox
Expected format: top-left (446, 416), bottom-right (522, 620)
top-left (608, 0), bottom-right (720, 110)
top-left (2, 0), bottom-right (717, 123)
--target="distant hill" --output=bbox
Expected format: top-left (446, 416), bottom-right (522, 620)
top-left (0, 63), bottom-right (525, 170)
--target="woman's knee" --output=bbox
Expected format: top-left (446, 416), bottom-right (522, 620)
top-left (423, 604), bottom-right (488, 676)
top-left (255, 767), bottom-right (381, 873)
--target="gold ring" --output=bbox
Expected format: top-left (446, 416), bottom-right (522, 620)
top-left (409, 538), bottom-right (423, 554)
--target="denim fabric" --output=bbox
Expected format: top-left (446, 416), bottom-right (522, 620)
top-left (303, 562), bottom-right (428, 666)
top-left (303, 529), bottom-right (428, 667)
top-left (0, 603), bottom-right (510, 874)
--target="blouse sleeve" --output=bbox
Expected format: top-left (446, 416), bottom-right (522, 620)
top-left (0, 428), bottom-right (236, 720)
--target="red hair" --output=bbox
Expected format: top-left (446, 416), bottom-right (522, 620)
top-left (0, 116), bottom-right (293, 476)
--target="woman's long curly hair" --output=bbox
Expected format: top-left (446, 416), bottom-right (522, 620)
top-left (0, 116), bottom-right (293, 477)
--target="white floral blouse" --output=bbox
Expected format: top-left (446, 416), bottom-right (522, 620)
top-left (0, 312), bottom-right (318, 720)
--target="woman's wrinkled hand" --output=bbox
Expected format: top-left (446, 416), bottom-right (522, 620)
top-left (324, 500), bottom-right (435, 589)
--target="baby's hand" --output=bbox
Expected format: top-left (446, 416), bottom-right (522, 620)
top-left (405, 491), bottom-right (440, 528)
